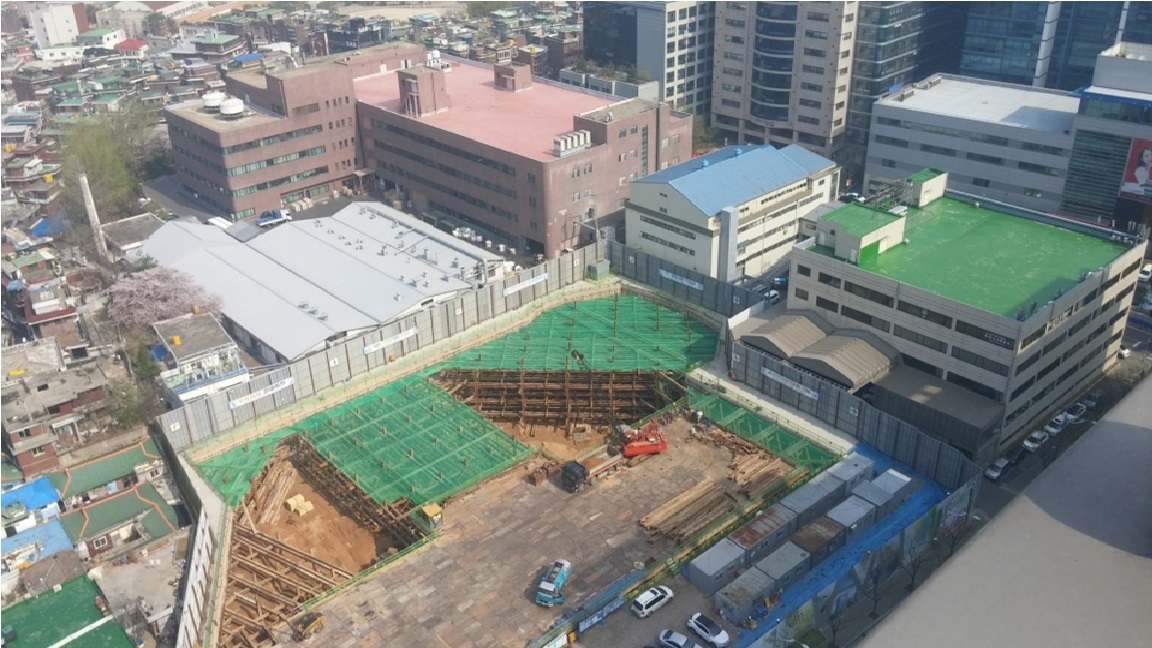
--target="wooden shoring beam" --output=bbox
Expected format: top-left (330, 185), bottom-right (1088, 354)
top-left (226, 590), bottom-right (292, 628)
top-left (231, 555), bottom-right (319, 599)
top-left (230, 574), bottom-right (302, 611)
top-left (223, 614), bottom-right (276, 645)
top-left (233, 524), bottom-right (354, 579)
top-left (230, 538), bottom-right (347, 588)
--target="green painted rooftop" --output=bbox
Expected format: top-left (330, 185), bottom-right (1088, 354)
top-left (49, 438), bottom-right (162, 498)
top-left (908, 168), bottom-right (945, 183)
top-left (823, 204), bottom-right (900, 237)
top-left (93, 93), bottom-right (122, 104)
top-left (59, 482), bottom-right (179, 542)
top-left (0, 576), bottom-right (135, 648)
top-left (815, 197), bottom-right (1128, 317)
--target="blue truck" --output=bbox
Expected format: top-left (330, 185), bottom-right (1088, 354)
top-left (535, 559), bottom-right (572, 607)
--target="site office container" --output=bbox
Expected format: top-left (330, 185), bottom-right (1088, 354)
top-left (685, 537), bottom-right (746, 595)
top-left (826, 495), bottom-right (878, 541)
top-left (852, 480), bottom-right (896, 519)
top-left (790, 516), bottom-right (846, 569)
top-left (825, 452), bottom-right (875, 492)
top-left (727, 503), bottom-right (799, 567)
top-left (714, 565), bottom-right (774, 623)
top-left (871, 468), bottom-right (917, 516)
top-left (778, 471), bottom-right (846, 527)
top-left (754, 541), bottom-right (811, 593)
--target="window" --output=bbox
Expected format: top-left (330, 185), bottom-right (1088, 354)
top-left (815, 296), bottom-right (839, 313)
top-left (967, 152), bottom-right (1004, 165)
top-left (920, 143), bottom-right (957, 156)
top-left (842, 305), bottom-right (891, 332)
top-left (721, 99), bottom-right (742, 108)
top-left (91, 536), bottom-right (109, 549)
top-left (874, 135), bottom-right (909, 148)
top-left (881, 159), bottom-right (896, 168)
top-left (1018, 161), bottom-right (1062, 176)
top-left (946, 372), bottom-right (1003, 401)
top-left (817, 272), bottom-right (841, 288)
top-left (724, 51), bottom-right (745, 61)
top-left (801, 82), bottom-right (824, 92)
top-left (802, 64), bottom-right (823, 74)
top-left (844, 281), bottom-right (894, 307)
top-left (803, 48), bottom-right (827, 58)
top-left (723, 66), bottom-right (744, 77)
top-left (795, 288), bottom-right (809, 301)
top-left (798, 98), bottom-right (822, 108)
top-left (725, 34), bottom-right (745, 44)
top-left (725, 19), bottom-right (746, 28)
top-left (807, 11), bottom-right (829, 22)
top-left (897, 300), bottom-right (952, 328)
top-left (955, 320), bottom-right (1016, 349)
top-left (805, 30), bottom-right (828, 40)
top-left (31, 445), bottom-right (46, 456)
top-left (893, 324), bottom-right (947, 352)
top-left (952, 347), bottom-right (1010, 376)
top-left (797, 265), bottom-right (811, 276)
top-left (1021, 142), bottom-right (1064, 155)
top-left (972, 178), bottom-right (990, 188)
top-left (798, 116), bottom-right (821, 125)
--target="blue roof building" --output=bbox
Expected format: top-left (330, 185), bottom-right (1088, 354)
top-left (1, 476), bottom-right (62, 522)
top-left (1, 519), bottom-right (73, 570)
top-left (625, 145), bottom-right (839, 280)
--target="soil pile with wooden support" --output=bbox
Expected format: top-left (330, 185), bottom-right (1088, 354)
top-left (218, 435), bottom-right (429, 648)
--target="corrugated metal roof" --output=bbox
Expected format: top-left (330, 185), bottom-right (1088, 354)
top-left (143, 204), bottom-right (500, 360)
top-left (729, 504), bottom-right (797, 549)
top-left (689, 537), bottom-right (745, 574)
top-left (754, 541), bottom-right (810, 580)
top-left (633, 145), bottom-right (836, 216)
top-left (826, 495), bottom-right (876, 528)
top-left (740, 311), bottom-right (834, 359)
top-left (1, 476), bottom-right (60, 511)
top-left (790, 516), bottom-right (844, 554)
top-left (1, 519), bottom-right (73, 560)
top-left (791, 332), bottom-right (897, 391)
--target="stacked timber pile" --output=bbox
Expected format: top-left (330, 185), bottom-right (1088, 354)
top-left (691, 425), bottom-right (764, 455)
top-left (641, 479), bottom-right (737, 543)
top-left (729, 453), bottom-right (796, 495)
top-left (242, 444), bottom-right (295, 526)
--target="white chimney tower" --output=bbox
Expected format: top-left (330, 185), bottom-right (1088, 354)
top-left (79, 173), bottom-right (112, 263)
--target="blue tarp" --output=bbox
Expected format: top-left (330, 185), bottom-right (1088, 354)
top-left (0, 476), bottom-right (61, 512)
top-left (1, 519), bottom-right (74, 558)
top-left (30, 216), bottom-right (68, 237)
top-left (149, 345), bottom-right (169, 362)
top-left (232, 52), bottom-right (264, 63)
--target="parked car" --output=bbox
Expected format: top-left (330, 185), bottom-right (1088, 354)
top-left (1118, 344), bottom-right (1132, 359)
top-left (1023, 430), bottom-right (1049, 453)
top-left (1081, 390), bottom-right (1103, 409)
top-left (687, 613), bottom-right (730, 648)
top-left (631, 586), bottom-right (674, 618)
top-left (1138, 263), bottom-right (1152, 283)
top-left (658, 630), bottom-right (700, 648)
top-left (984, 457), bottom-right (1011, 481)
top-left (1063, 402), bottom-right (1087, 424)
top-left (1043, 414), bottom-right (1069, 436)
top-left (839, 192), bottom-right (863, 203)
top-left (766, 289), bottom-right (782, 305)
top-left (1007, 446), bottom-right (1027, 466)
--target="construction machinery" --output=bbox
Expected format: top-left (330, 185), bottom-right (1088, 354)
top-left (535, 559), bottom-right (572, 607)
top-left (560, 449), bottom-right (629, 493)
top-left (289, 612), bottom-right (325, 642)
top-left (621, 420), bottom-right (668, 457)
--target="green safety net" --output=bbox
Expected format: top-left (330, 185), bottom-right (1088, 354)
top-left (196, 296), bottom-right (719, 507)
top-left (686, 388), bottom-right (837, 474)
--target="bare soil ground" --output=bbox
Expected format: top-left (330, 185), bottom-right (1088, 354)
top-left (496, 421), bottom-right (611, 462)
top-left (251, 462), bottom-right (388, 573)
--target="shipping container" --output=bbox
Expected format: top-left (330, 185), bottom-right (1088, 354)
top-left (727, 504), bottom-right (799, 567)
top-left (778, 471), bottom-right (846, 526)
top-left (790, 516), bottom-right (846, 569)
top-left (872, 468), bottom-right (917, 513)
top-left (825, 452), bottom-right (875, 492)
top-left (754, 541), bottom-right (811, 592)
top-left (825, 495), bottom-right (877, 541)
top-left (714, 566), bottom-right (773, 623)
top-left (685, 537), bottom-right (746, 594)
top-left (852, 480), bottom-right (896, 519)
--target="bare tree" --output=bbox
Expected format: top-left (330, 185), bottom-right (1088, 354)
top-left (899, 543), bottom-right (935, 592)
top-left (861, 572), bottom-right (890, 619)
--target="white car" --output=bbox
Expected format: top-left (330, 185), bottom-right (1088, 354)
top-left (659, 630), bottom-right (701, 648)
top-left (687, 613), bottom-right (730, 648)
top-left (1042, 414), bottom-right (1068, 436)
top-left (766, 289), bottom-right (782, 305)
top-left (1081, 390), bottom-right (1102, 409)
top-left (1023, 430), bottom-right (1049, 453)
top-left (984, 457), bottom-right (1011, 481)
top-left (1118, 345), bottom-right (1132, 359)
top-left (1063, 402), bottom-right (1087, 424)
top-left (631, 585), bottom-right (674, 618)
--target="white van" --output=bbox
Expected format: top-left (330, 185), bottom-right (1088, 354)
top-left (207, 217), bottom-right (233, 230)
top-left (1138, 263), bottom-right (1152, 283)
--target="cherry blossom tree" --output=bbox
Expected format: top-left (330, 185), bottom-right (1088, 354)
top-left (106, 266), bottom-right (222, 329)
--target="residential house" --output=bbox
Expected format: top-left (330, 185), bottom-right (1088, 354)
top-left (1, 475), bottom-right (62, 538)
top-left (58, 482), bottom-right (180, 561)
top-left (49, 438), bottom-right (166, 510)
top-left (100, 213), bottom-right (166, 262)
top-left (153, 312), bottom-right (249, 406)
top-left (0, 363), bottom-right (108, 476)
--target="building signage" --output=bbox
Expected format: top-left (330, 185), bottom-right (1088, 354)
top-left (363, 328), bottom-right (418, 354)
top-left (1119, 137), bottom-right (1152, 205)
top-left (761, 367), bottom-right (820, 400)
top-left (228, 377), bottom-right (295, 409)
top-left (577, 595), bottom-right (625, 633)
top-left (658, 268), bottom-right (704, 291)
top-left (502, 272), bottom-right (549, 296)
top-left (541, 634), bottom-right (570, 648)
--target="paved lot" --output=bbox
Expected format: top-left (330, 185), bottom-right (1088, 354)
top-left (314, 420), bottom-right (739, 648)
top-left (574, 573), bottom-right (737, 648)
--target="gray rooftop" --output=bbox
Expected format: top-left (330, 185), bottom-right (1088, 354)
top-left (2, 338), bottom-right (63, 383)
top-left (101, 213), bottom-right (166, 250)
top-left (754, 541), bottom-right (810, 580)
top-left (877, 74), bottom-right (1079, 135)
top-left (859, 375), bottom-right (1152, 648)
top-left (825, 495), bottom-right (876, 528)
top-left (153, 312), bottom-right (235, 363)
top-left (142, 203), bottom-right (501, 360)
top-left (874, 365), bottom-right (1004, 431)
top-left (1, 363), bottom-right (108, 426)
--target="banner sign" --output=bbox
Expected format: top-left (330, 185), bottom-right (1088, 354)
top-left (762, 367), bottom-right (820, 400)
top-left (228, 377), bottom-right (295, 409)
top-left (658, 268), bottom-right (704, 291)
top-left (1119, 137), bottom-right (1152, 204)
top-left (363, 328), bottom-right (418, 354)
top-left (503, 272), bottom-right (549, 297)
top-left (577, 595), bottom-right (625, 633)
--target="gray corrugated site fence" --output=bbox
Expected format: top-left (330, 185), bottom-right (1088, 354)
top-left (156, 244), bottom-right (602, 450)
top-left (606, 240), bottom-right (765, 317)
top-left (730, 340), bottom-right (982, 490)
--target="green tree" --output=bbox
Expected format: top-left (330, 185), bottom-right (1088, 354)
top-left (465, 2), bottom-right (515, 19)
top-left (59, 99), bottom-right (162, 225)
top-left (692, 114), bottom-right (721, 153)
top-left (106, 378), bottom-right (148, 429)
top-left (131, 342), bottom-right (161, 381)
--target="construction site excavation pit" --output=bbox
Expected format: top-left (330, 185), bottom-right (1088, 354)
top-left (433, 368), bottom-right (688, 460)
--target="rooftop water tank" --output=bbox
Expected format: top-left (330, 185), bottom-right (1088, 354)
top-left (202, 91), bottom-right (226, 110)
top-left (219, 97), bottom-right (245, 116)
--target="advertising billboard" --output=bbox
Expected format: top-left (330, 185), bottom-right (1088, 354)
top-left (1119, 137), bottom-right (1152, 204)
